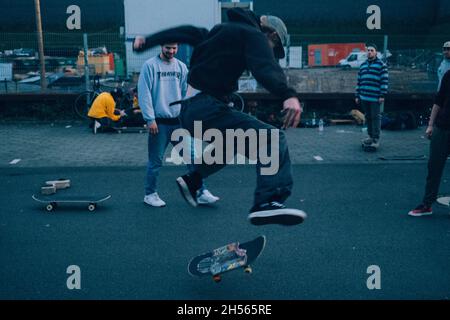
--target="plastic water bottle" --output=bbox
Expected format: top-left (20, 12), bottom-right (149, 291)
top-left (318, 119), bottom-right (324, 132)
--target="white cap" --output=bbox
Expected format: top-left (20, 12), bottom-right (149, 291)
top-left (444, 41), bottom-right (450, 48)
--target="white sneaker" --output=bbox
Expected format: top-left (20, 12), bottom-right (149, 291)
top-left (144, 192), bottom-right (166, 207)
top-left (197, 189), bottom-right (219, 205)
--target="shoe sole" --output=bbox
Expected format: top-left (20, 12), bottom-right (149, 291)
top-left (176, 177), bottom-right (198, 207)
top-left (248, 209), bottom-right (307, 226)
top-left (408, 211), bottom-right (432, 217)
top-left (144, 201), bottom-right (166, 207)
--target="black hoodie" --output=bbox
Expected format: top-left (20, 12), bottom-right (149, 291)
top-left (135, 8), bottom-right (297, 102)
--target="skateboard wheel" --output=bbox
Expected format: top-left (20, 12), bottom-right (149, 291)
top-left (213, 275), bottom-right (221, 283)
top-left (244, 266), bottom-right (252, 274)
top-left (88, 204), bottom-right (96, 212)
top-left (46, 203), bottom-right (55, 212)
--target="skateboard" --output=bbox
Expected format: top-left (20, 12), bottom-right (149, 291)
top-left (112, 126), bottom-right (146, 134)
top-left (437, 196), bottom-right (450, 207)
top-left (362, 141), bottom-right (379, 152)
top-left (32, 194), bottom-right (111, 212)
top-left (188, 235), bottom-right (266, 282)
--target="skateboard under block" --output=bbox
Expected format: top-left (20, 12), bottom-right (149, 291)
top-left (32, 194), bottom-right (111, 212)
top-left (188, 235), bottom-right (266, 282)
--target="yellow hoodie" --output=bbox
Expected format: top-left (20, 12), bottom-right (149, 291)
top-left (87, 92), bottom-right (121, 121)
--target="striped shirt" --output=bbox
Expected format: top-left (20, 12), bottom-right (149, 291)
top-left (356, 58), bottom-right (389, 102)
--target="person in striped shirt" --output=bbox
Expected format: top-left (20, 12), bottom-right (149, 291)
top-left (355, 44), bottom-right (389, 149)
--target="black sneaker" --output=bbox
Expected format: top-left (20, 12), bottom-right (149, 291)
top-left (248, 202), bottom-right (307, 226)
top-left (176, 174), bottom-right (201, 207)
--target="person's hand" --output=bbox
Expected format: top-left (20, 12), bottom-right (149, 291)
top-left (119, 110), bottom-right (127, 117)
top-left (379, 97), bottom-right (385, 104)
top-left (355, 98), bottom-right (360, 105)
top-left (148, 122), bottom-right (158, 135)
top-left (133, 36), bottom-right (146, 51)
top-left (281, 97), bottom-right (302, 129)
top-left (426, 125), bottom-right (433, 139)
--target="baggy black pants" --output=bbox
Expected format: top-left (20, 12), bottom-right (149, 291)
top-left (179, 93), bottom-right (293, 207)
top-left (423, 126), bottom-right (450, 206)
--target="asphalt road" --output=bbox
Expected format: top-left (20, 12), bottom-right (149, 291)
top-left (1, 164), bottom-right (450, 300)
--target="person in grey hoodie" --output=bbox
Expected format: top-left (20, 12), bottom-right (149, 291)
top-left (437, 41), bottom-right (450, 90)
top-left (138, 43), bottom-right (219, 207)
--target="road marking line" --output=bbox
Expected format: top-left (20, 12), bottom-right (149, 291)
top-left (9, 159), bottom-right (21, 164)
top-left (314, 156), bottom-right (324, 161)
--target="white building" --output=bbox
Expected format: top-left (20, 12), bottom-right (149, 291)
top-left (124, 0), bottom-right (253, 75)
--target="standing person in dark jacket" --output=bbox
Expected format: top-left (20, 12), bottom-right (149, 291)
top-left (355, 44), bottom-right (389, 149)
top-left (409, 70), bottom-right (450, 216)
top-left (133, 8), bottom-right (306, 226)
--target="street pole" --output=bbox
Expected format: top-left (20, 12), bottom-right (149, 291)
top-left (34, 0), bottom-right (47, 90)
top-left (83, 33), bottom-right (90, 93)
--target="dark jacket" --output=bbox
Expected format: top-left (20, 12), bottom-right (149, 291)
top-left (435, 70), bottom-right (450, 129)
top-left (135, 8), bottom-right (297, 101)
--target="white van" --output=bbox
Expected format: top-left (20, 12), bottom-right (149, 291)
top-left (338, 51), bottom-right (390, 69)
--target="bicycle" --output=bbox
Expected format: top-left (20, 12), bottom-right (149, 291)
top-left (73, 75), bottom-right (102, 120)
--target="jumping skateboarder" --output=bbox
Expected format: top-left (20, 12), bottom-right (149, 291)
top-left (133, 8), bottom-right (306, 226)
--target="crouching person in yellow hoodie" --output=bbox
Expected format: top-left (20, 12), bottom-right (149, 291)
top-left (88, 88), bottom-right (126, 134)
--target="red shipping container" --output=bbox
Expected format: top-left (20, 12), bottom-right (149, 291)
top-left (308, 43), bottom-right (366, 67)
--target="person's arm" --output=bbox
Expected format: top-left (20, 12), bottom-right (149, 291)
top-left (138, 63), bottom-right (155, 125)
top-left (138, 63), bottom-right (159, 134)
top-left (244, 31), bottom-right (297, 101)
top-left (244, 31), bottom-right (301, 128)
top-left (379, 62), bottom-right (389, 103)
top-left (426, 104), bottom-right (440, 138)
top-left (180, 63), bottom-right (189, 99)
top-left (355, 67), bottom-right (362, 104)
top-left (426, 71), bottom-right (449, 137)
top-left (133, 26), bottom-right (209, 52)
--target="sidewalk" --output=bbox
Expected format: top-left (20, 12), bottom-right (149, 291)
top-left (0, 122), bottom-right (430, 168)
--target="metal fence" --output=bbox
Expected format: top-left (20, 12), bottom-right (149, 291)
top-left (0, 32), bottom-right (446, 94)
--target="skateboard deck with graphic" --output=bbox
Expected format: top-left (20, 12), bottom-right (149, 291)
top-left (32, 194), bottom-right (111, 212)
top-left (188, 235), bottom-right (266, 282)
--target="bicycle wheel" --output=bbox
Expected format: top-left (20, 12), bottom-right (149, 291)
top-left (74, 91), bottom-right (98, 120)
top-left (228, 92), bottom-right (245, 112)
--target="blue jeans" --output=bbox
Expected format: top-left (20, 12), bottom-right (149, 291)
top-left (145, 123), bottom-right (204, 195)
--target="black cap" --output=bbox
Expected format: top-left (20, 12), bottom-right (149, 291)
top-left (366, 43), bottom-right (378, 51)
